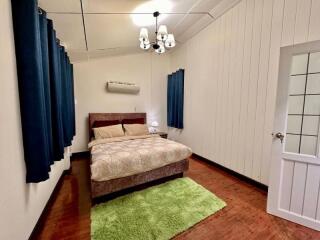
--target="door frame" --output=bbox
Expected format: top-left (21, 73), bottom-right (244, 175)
top-left (267, 40), bottom-right (320, 231)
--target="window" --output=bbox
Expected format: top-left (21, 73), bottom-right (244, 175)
top-left (285, 52), bottom-right (320, 156)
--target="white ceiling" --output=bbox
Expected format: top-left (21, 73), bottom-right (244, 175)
top-left (39, 0), bottom-right (240, 62)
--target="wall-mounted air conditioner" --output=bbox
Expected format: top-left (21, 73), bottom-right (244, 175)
top-left (106, 81), bottom-right (140, 94)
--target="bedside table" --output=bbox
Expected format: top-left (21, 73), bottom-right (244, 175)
top-left (156, 132), bottom-right (168, 139)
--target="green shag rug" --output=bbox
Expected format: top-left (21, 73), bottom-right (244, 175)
top-left (91, 177), bottom-right (226, 240)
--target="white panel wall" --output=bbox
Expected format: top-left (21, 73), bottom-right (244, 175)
top-left (169, 0), bottom-right (320, 185)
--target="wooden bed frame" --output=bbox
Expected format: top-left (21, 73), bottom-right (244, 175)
top-left (89, 113), bottom-right (189, 199)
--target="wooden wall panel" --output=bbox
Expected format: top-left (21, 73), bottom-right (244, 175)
top-left (294, 0), bottom-right (312, 44)
top-left (201, 24), bottom-right (216, 160)
top-left (216, 15), bottom-right (227, 166)
top-left (244, 0), bottom-right (263, 177)
top-left (169, 0), bottom-right (320, 185)
top-left (221, 10), bottom-right (232, 168)
top-left (227, 6), bottom-right (239, 170)
top-left (188, 40), bottom-right (204, 156)
top-left (208, 18), bottom-right (218, 164)
top-left (308, 0), bottom-right (320, 41)
top-left (232, 0), bottom-right (247, 174)
top-left (237, 0), bottom-right (255, 175)
top-left (281, 0), bottom-right (297, 47)
top-left (215, 17), bottom-right (224, 166)
top-left (207, 23), bottom-right (219, 162)
top-left (261, 0), bottom-right (285, 185)
top-left (251, 0), bottom-right (274, 181)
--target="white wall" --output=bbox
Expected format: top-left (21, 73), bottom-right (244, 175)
top-left (73, 53), bottom-right (170, 152)
top-left (169, 0), bottom-right (320, 185)
top-left (0, 1), bottom-right (71, 239)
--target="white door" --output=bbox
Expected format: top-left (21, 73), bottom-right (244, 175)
top-left (267, 40), bottom-right (320, 231)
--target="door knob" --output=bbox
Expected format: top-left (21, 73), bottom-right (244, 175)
top-left (273, 132), bottom-right (284, 143)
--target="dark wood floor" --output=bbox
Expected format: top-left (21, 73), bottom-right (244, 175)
top-left (32, 155), bottom-right (320, 240)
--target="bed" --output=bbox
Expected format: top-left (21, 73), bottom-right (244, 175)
top-left (88, 113), bottom-right (191, 199)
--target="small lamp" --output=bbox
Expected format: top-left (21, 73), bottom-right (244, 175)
top-left (149, 121), bottom-right (159, 133)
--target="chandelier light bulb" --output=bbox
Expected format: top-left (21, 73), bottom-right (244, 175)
top-left (139, 28), bottom-right (149, 42)
top-left (155, 41), bottom-right (165, 54)
top-left (165, 34), bottom-right (175, 48)
top-left (140, 41), bottom-right (150, 50)
top-left (157, 25), bottom-right (168, 41)
top-left (155, 46), bottom-right (165, 54)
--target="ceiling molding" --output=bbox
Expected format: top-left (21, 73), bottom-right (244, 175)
top-left (46, 12), bottom-right (212, 15)
top-left (178, 0), bottom-right (242, 42)
top-left (173, 0), bottom-right (210, 31)
top-left (80, 0), bottom-right (88, 50)
top-left (210, 0), bottom-right (242, 19)
top-left (176, 14), bottom-right (214, 43)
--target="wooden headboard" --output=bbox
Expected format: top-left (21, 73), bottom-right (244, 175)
top-left (88, 113), bottom-right (146, 140)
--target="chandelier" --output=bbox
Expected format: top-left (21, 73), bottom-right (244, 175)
top-left (139, 11), bottom-right (176, 54)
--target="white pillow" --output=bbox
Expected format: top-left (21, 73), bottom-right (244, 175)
top-left (123, 124), bottom-right (149, 136)
top-left (93, 124), bottom-right (125, 139)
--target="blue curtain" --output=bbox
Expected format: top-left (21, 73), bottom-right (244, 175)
top-left (11, 0), bottom-right (75, 183)
top-left (39, 11), bottom-right (54, 165)
top-left (66, 56), bottom-right (74, 145)
top-left (167, 69), bottom-right (184, 129)
top-left (47, 20), bottom-right (65, 161)
top-left (60, 47), bottom-right (71, 147)
top-left (167, 74), bottom-right (173, 126)
top-left (70, 65), bottom-right (76, 136)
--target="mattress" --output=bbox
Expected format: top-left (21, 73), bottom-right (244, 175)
top-left (88, 134), bottom-right (192, 181)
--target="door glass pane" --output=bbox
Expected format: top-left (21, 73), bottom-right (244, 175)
top-left (306, 74), bottom-right (320, 94)
top-left (285, 52), bottom-right (320, 156)
top-left (288, 96), bottom-right (304, 114)
top-left (300, 136), bottom-right (317, 155)
top-left (289, 75), bottom-right (306, 94)
top-left (287, 115), bottom-right (302, 134)
top-left (304, 95), bottom-right (320, 115)
top-left (285, 134), bottom-right (300, 153)
top-left (302, 116), bottom-right (319, 135)
top-left (291, 54), bottom-right (308, 75)
top-left (308, 52), bottom-right (320, 73)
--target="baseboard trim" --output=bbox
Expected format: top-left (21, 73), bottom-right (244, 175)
top-left (28, 168), bottom-right (70, 240)
top-left (192, 153), bottom-right (268, 192)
